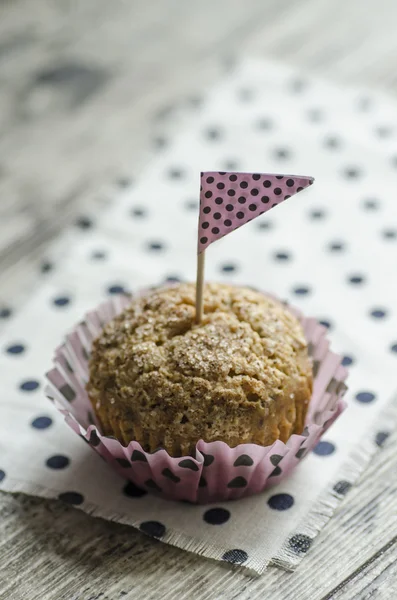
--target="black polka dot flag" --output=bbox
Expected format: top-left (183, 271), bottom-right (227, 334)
top-left (198, 172), bottom-right (314, 252)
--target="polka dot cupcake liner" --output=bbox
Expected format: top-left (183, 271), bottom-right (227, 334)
top-left (45, 291), bottom-right (348, 504)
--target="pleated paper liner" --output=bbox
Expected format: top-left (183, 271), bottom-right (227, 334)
top-left (45, 291), bottom-right (348, 504)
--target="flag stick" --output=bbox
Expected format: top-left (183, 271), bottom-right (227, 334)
top-left (195, 251), bottom-right (205, 324)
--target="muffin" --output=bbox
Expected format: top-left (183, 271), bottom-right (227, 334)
top-left (87, 283), bottom-right (312, 457)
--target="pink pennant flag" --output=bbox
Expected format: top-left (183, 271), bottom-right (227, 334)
top-left (198, 171), bottom-right (314, 253)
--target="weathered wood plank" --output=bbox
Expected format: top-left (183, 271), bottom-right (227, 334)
top-left (330, 542), bottom-right (397, 600)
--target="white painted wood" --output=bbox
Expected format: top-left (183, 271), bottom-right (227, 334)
top-left (331, 545), bottom-right (397, 600)
top-left (2, 0), bottom-right (397, 597)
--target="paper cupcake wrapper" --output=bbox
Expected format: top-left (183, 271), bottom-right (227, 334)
top-left (45, 292), bottom-right (348, 504)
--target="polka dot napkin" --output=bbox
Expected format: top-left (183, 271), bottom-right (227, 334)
top-left (1, 58), bottom-right (397, 575)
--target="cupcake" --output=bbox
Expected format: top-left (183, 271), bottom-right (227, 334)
top-left (87, 283), bottom-right (312, 457)
top-left (46, 170), bottom-right (347, 502)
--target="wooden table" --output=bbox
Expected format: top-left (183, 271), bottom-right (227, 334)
top-left (1, 1), bottom-right (397, 598)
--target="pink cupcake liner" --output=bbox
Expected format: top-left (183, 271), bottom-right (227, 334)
top-left (45, 292), bottom-right (348, 504)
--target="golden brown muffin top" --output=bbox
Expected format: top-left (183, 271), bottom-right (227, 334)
top-left (88, 283), bottom-right (311, 456)
top-left (90, 283), bottom-right (308, 387)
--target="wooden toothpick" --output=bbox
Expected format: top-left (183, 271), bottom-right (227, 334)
top-left (195, 251), bottom-right (205, 324)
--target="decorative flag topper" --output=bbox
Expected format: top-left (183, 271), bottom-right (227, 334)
top-left (195, 171), bottom-right (314, 322)
top-left (198, 171), bottom-right (314, 253)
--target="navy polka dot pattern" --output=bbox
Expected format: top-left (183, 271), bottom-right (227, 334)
top-left (274, 148), bottom-right (291, 160)
top-left (375, 431), bottom-right (390, 447)
top-left (370, 308), bottom-right (387, 319)
top-left (293, 286), bottom-right (310, 295)
top-left (6, 344), bottom-right (25, 355)
top-left (342, 355), bottom-right (354, 366)
top-left (310, 209), bottom-right (325, 219)
top-left (40, 261), bottom-right (53, 273)
top-left (117, 177), bottom-right (132, 188)
top-left (288, 534), bottom-right (312, 554)
top-left (168, 167), bottom-right (184, 179)
top-left (376, 126), bottom-right (392, 138)
top-left (205, 127), bottom-right (222, 140)
top-left (31, 416), bottom-right (52, 429)
top-left (131, 207), bottom-right (146, 218)
top-left (46, 455), bottom-right (70, 469)
top-left (123, 481), bottom-right (147, 498)
top-left (53, 296), bottom-right (70, 307)
top-left (139, 521), bottom-right (166, 538)
top-left (75, 216), bottom-right (93, 229)
top-left (91, 250), bottom-right (106, 260)
top-left (58, 491), bottom-right (84, 505)
top-left (148, 241), bottom-right (165, 251)
top-left (333, 481), bottom-right (352, 495)
top-left (0, 470), bottom-right (5, 483)
top-left (256, 118), bottom-right (273, 130)
top-left (290, 78), bottom-right (307, 93)
top-left (203, 508), bottom-right (231, 525)
top-left (313, 441), bottom-right (336, 456)
top-left (19, 380), bottom-right (40, 392)
top-left (257, 221), bottom-right (272, 230)
top-left (221, 263), bottom-right (237, 273)
top-left (185, 199), bottom-right (198, 211)
top-left (268, 493), bottom-right (294, 511)
top-left (356, 391), bottom-right (376, 404)
top-left (362, 198), bottom-right (379, 210)
top-left (107, 284), bottom-right (127, 295)
top-left (348, 275), bottom-right (364, 284)
top-left (153, 135), bottom-right (167, 149)
top-left (324, 136), bottom-right (341, 149)
top-left (307, 108), bottom-right (323, 122)
top-left (223, 159), bottom-right (240, 170)
top-left (329, 241), bottom-right (345, 251)
top-left (0, 307), bottom-right (12, 319)
top-left (222, 549), bottom-right (248, 564)
top-left (274, 251), bottom-right (291, 261)
top-left (344, 166), bottom-right (361, 179)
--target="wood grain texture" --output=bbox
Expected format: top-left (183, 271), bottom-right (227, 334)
top-left (1, 0), bottom-right (397, 598)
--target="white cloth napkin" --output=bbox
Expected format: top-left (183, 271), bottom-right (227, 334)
top-left (1, 59), bottom-right (397, 575)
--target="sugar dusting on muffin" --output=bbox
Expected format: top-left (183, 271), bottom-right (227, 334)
top-left (87, 283), bottom-right (312, 457)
